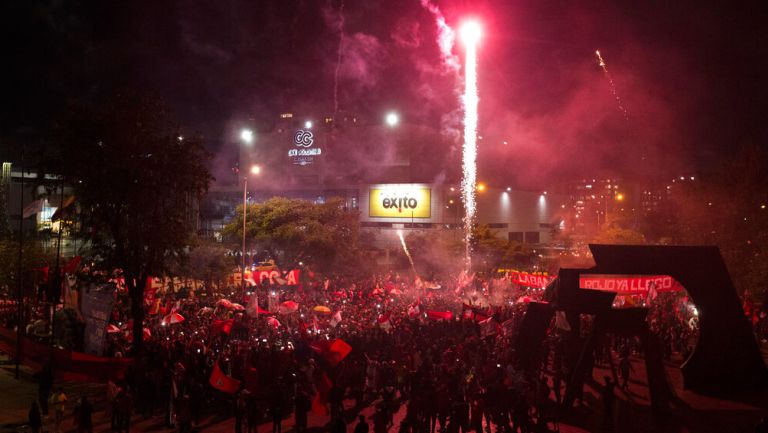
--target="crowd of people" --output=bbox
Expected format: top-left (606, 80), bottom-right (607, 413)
top-left (5, 268), bottom-right (766, 433)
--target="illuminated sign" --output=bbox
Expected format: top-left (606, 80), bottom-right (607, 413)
top-left (288, 129), bottom-right (322, 166)
top-left (369, 186), bottom-right (431, 218)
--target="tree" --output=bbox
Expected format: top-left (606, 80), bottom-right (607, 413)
top-left (51, 91), bottom-right (212, 354)
top-left (223, 197), bottom-right (362, 273)
top-left (593, 226), bottom-right (646, 245)
top-left (178, 239), bottom-right (232, 290)
top-left (671, 142), bottom-right (768, 300)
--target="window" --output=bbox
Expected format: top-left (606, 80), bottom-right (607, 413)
top-left (524, 231), bottom-right (540, 244)
top-left (509, 232), bottom-right (524, 242)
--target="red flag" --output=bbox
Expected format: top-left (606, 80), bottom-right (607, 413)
top-left (426, 310), bottom-right (453, 321)
top-left (311, 372), bottom-right (333, 416)
top-left (209, 363), bottom-right (241, 393)
top-left (211, 319), bottom-right (234, 335)
top-left (62, 256), bottom-right (82, 274)
top-left (310, 339), bottom-right (352, 367)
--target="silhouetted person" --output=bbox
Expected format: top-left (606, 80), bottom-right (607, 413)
top-left (354, 415), bottom-right (370, 433)
top-left (601, 376), bottom-right (615, 433)
top-left (756, 416), bottom-right (768, 433)
top-left (75, 395), bottom-right (93, 433)
top-left (28, 400), bottom-right (42, 433)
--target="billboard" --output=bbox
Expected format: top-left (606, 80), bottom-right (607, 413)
top-left (369, 185), bottom-right (431, 218)
top-left (288, 129), bottom-right (322, 166)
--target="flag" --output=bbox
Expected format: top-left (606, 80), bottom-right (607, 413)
top-left (501, 319), bottom-right (516, 336)
top-left (209, 363), bottom-right (241, 393)
top-left (311, 372), bottom-right (333, 416)
top-left (479, 317), bottom-right (498, 337)
top-left (62, 256), bottom-right (82, 275)
top-left (554, 311), bottom-right (571, 331)
top-left (376, 312), bottom-right (392, 331)
top-left (246, 292), bottom-right (259, 318)
top-left (22, 199), bottom-right (44, 218)
top-left (212, 319), bottom-right (234, 335)
top-left (330, 310), bottom-right (342, 327)
top-left (426, 310), bottom-right (453, 321)
top-left (35, 266), bottom-right (50, 284)
top-left (310, 339), bottom-right (353, 367)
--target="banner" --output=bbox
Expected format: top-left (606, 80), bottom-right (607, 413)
top-left (233, 269), bottom-right (301, 286)
top-left (508, 271), bottom-right (554, 289)
top-left (579, 274), bottom-right (684, 295)
top-left (81, 283), bottom-right (117, 356)
top-left (426, 310), bottom-right (453, 321)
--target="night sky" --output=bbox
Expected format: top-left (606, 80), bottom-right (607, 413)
top-left (1, 0), bottom-right (765, 188)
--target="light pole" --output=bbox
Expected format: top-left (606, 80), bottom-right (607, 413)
top-left (242, 165), bottom-right (260, 295)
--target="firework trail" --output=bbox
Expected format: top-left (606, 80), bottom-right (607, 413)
top-left (397, 230), bottom-right (417, 274)
top-left (333, 0), bottom-right (346, 113)
top-left (595, 50), bottom-right (629, 120)
top-left (420, 0), bottom-right (460, 73)
top-left (461, 22), bottom-right (480, 271)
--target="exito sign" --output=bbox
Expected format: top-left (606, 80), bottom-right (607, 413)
top-left (288, 129), bottom-right (322, 166)
top-left (369, 186), bottom-right (431, 218)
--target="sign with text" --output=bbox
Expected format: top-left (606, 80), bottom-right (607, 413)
top-left (369, 186), bottom-right (431, 218)
top-left (579, 274), bottom-right (684, 295)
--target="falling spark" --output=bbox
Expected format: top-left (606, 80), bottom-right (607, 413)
top-left (595, 50), bottom-right (629, 120)
top-left (397, 230), bottom-right (416, 274)
top-left (461, 21), bottom-right (481, 271)
top-left (333, 0), bottom-right (346, 113)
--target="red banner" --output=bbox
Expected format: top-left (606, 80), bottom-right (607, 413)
top-left (579, 274), bottom-right (684, 295)
top-left (508, 271), bottom-right (554, 288)
top-left (426, 310), bottom-right (453, 321)
top-left (232, 269), bottom-right (301, 286)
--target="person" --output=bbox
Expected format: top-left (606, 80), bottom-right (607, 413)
top-left (619, 356), bottom-right (633, 390)
top-left (36, 364), bottom-right (53, 416)
top-left (74, 395), bottom-right (93, 433)
top-left (115, 387), bottom-right (133, 433)
top-left (235, 390), bottom-right (248, 433)
top-left (755, 416), bottom-right (768, 433)
top-left (270, 385), bottom-right (284, 433)
top-left (50, 387), bottom-right (68, 433)
top-left (331, 415), bottom-right (347, 433)
top-left (294, 386), bottom-right (310, 433)
top-left (28, 400), bottom-right (42, 433)
top-left (354, 415), bottom-right (370, 433)
top-left (601, 376), bottom-right (615, 433)
top-left (246, 391), bottom-right (260, 433)
top-left (176, 395), bottom-right (192, 433)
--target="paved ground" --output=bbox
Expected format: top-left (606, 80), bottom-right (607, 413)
top-left (1, 349), bottom-right (767, 433)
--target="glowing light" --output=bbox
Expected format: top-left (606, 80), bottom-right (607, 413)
top-left (506, 187), bottom-right (511, 191)
top-left (385, 112), bottom-right (399, 127)
top-left (595, 50), bottom-right (629, 120)
top-left (304, 120), bottom-right (313, 129)
top-left (616, 193), bottom-right (624, 201)
top-left (250, 165), bottom-right (261, 175)
top-left (476, 183), bottom-right (486, 192)
top-left (240, 128), bottom-right (254, 144)
top-left (460, 21), bottom-right (482, 46)
top-left (461, 21), bottom-right (480, 272)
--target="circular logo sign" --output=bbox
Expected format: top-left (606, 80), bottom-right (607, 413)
top-left (293, 129), bottom-right (314, 148)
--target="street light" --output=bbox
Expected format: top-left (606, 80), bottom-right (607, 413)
top-left (240, 128), bottom-right (254, 145)
top-left (385, 112), bottom-right (399, 127)
top-left (242, 164), bottom-right (260, 295)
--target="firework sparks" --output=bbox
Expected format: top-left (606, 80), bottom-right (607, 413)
top-left (596, 50), bottom-right (629, 120)
top-left (397, 230), bottom-right (416, 274)
top-left (333, 0), bottom-right (346, 113)
top-left (460, 21), bottom-right (481, 271)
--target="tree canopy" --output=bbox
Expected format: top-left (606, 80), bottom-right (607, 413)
top-left (50, 91), bottom-right (212, 353)
top-left (224, 197), bottom-right (363, 273)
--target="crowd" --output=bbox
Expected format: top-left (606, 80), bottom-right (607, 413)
top-left (6, 268), bottom-right (765, 433)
